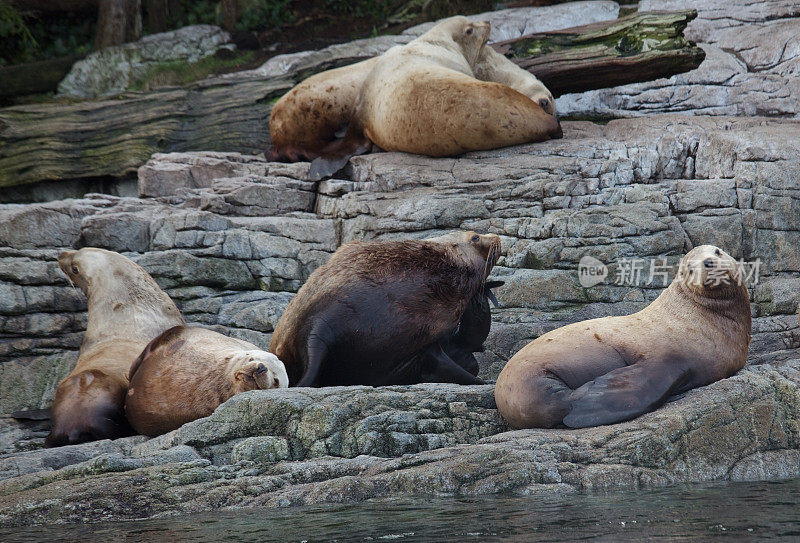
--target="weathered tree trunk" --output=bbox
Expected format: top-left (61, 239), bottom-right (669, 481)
top-left (495, 10), bottom-right (704, 96)
top-left (144, 0), bottom-right (168, 33)
top-left (0, 10), bottom-right (704, 189)
top-left (221, 0), bottom-right (238, 32)
top-left (94, 0), bottom-right (142, 50)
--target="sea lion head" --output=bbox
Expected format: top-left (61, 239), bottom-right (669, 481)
top-left (426, 230), bottom-right (502, 279)
top-left (518, 77), bottom-right (556, 116)
top-left (58, 247), bottom-right (139, 297)
top-left (435, 16), bottom-right (491, 67)
top-left (46, 369), bottom-right (131, 447)
top-left (232, 350), bottom-right (290, 393)
top-left (676, 245), bottom-right (746, 297)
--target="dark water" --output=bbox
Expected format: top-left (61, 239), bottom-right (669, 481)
top-left (5, 479), bottom-right (800, 542)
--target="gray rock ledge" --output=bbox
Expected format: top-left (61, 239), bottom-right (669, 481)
top-left (1, 358), bottom-right (799, 526)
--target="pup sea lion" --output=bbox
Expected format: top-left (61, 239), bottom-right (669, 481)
top-left (269, 231), bottom-right (502, 387)
top-left (125, 326), bottom-right (288, 437)
top-left (495, 245), bottom-right (752, 429)
top-left (47, 248), bottom-right (184, 447)
top-left (473, 45), bottom-right (555, 116)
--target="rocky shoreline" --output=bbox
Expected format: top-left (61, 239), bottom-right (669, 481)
top-left (1, 0), bottom-right (800, 528)
top-left (2, 353), bottom-right (800, 526)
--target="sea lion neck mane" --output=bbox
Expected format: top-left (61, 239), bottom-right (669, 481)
top-left (60, 248), bottom-right (183, 355)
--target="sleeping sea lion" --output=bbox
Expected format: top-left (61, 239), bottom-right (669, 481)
top-left (125, 326), bottom-right (288, 437)
top-left (269, 230), bottom-right (502, 387)
top-left (308, 16), bottom-right (562, 179)
top-left (494, 245), bottom-right (752, 429)
top-left (47, 248), bottom-right (184, 446)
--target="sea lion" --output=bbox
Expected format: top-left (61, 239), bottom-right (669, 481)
top-left (308, 16), bottom-right (562, 179)
top-left (125, 326), bottom-right (288, 437)
top-left (495, 245), bottom-right (752, 429)
top-left (269, 230), bottom-right (502, 387)
top-left (267, 56), bottom-right (380, 162)
top-left (440, 279), bottom-right (504, 377)
top-left (472, 45), bottom-right (555, 116)
top-left (47, 248), bottom-right (184, 447)
top-left (267, 18), bottom-right (557, 164)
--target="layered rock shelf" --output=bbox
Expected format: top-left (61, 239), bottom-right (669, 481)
top-left (1, 0), bottom-right (800, 528)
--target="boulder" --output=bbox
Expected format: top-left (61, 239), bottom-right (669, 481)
top-left (57, 25), bottom-right (232, 99)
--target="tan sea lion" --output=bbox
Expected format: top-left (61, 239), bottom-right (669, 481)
top-left (306, 16), bottom-right (562, 179)
top-left (495, 245), bottom-right (752, 429)
top-left (47, 248), bottom-right (184, 447)
top-left (473, 44), bottom-right (555, 115)
top-left (267, 56), bottom-right (380, 162)
top-left (125, 326), bottom-right (288, 437)
top-left (269, 230), bottom-right (502, 387)
top-left (267, 34), bottom-right (556, 163)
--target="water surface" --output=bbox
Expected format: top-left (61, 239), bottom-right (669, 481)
top-left (5, 479), bottom-right (800, 542)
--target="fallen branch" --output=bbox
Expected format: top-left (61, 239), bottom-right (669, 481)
top-left (495, 10), bottom-right (704, 96)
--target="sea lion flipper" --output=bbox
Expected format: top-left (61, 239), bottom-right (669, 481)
top-left (7, 408), bottom-right (51, 421)
top-left (563, 357), bottom-right (693, 428)
top-left (296, 333), bottom-right (330, 387)
top-left (421, 343), bottom-right (485, 385)
top-left (308, 137), bottom-right (371, 181)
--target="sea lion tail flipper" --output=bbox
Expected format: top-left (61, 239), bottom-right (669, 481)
top-left (421, 343), bottom-right (485, 385)
top-left (562, 356), bottom-right (693, 428)
top-left (7, 408), bottom-right (51, 421)
top-left (308, 135), bottom-right (371, 181)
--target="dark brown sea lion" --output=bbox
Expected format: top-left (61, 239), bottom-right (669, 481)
top-left (495, 245), bottom-right (752, 429)
top-left (269, 230), bottom-right (502, 387)
top-left (439, 279), bottom-right (504, 377)
top-left (47, 248), bottom-right (184, 447)
top-left (125, 325), bottom-right (288, 437)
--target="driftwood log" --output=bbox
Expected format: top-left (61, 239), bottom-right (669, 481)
top-left (497, 10), bottom-right (704, 96)
top-left (0, 10), bottom-right (702, 189)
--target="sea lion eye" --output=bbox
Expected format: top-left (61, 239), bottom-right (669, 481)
top-left (715, 249), bottom-right (721, 256)
top-left (466, 28), bottom-right (473, 35)
top-left (71, 266), bottom-right (79, 274)
top-left (471, 234), bottom-right (480, 242)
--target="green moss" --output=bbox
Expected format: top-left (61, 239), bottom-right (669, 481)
top-left (129, 51), bottom-right (256, 92)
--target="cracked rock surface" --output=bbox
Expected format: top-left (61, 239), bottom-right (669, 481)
top-left (1, 357), bottom-right (799, 526)
top-left (558, 0), bottom-right (800, 118)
